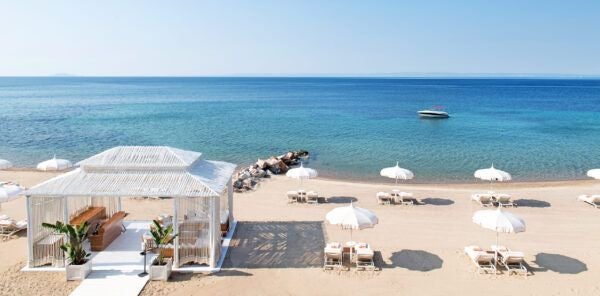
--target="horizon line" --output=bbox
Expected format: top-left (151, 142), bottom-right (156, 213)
top-left (1, 73), bottom-right (600, 79)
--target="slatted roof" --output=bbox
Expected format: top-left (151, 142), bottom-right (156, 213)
top-left (27, 146), bottom-right (236, 198)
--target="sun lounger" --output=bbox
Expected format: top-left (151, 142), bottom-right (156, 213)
top-left (306, 191), bottom-right (319, 204)
top-left (398, 192), bottom-right (416, 205)
top-left (578, 195), bottom-right (600, 208)
top-left (494, 194), bottom-right (514, 207)
top-left (471, 194), bottom-right (494, 207)
top-left (464, 245), bottom-right (496, 274)
top-left (376, 192), bottom-right (391, 205)
top-left (0, 219), bottom-right (27, 240)
top-left (355, 242), bottom-right (375, 271)
top-left (491, 245), bottom-right (527, 276)
top-left (287, 191), bottom-right (299, 203)
top-left (323, 242), bottom-right (343, 270)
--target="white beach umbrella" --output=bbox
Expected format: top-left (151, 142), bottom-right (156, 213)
top-left (326, 203), bottom-right (378, 241)
top-left (472, 208), bottom-right (525, 263)
top-left (0, 159), bottom-right (12, 170)
top-left (380, 162), bottom-right (414, 184)
top-left (37, 156), bottom-right (73, 171)
top-left (587, 169), bottom-right (600, 180)
top-left (286, 162), bottom-right (318, 185)
top-left (474, 164), bottom-right (511, 190)
top-left (0, 183), bottom-right (23, 203)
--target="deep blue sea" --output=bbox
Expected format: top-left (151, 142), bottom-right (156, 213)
top-left (1, 77), bottom-right (599, 182)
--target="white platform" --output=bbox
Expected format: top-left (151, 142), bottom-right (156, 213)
top-left (23, 219), bottom-right (237, 295)
top-left (70, 221), bottom-right (150, 296)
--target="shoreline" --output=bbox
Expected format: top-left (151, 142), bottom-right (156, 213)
top-left (3, 167), bottom-right (596, 189)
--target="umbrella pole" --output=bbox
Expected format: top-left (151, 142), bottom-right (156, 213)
top-left (495, 232), bottom-right (499, 274)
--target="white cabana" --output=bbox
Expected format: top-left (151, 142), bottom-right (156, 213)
top-left (380, 162), bottom-right (414, 184)
top-left (325, 203), bottom-right (378, 241)
top-left (0, 159), bottom-right (12, 170)
top-left (587, 169), bottom-right (600, 180)
top-left (286, 162), bottom-right (318, 185)
top-left (25, 146), bottom-right (236, 269)
top-left (36, 156), bottom-right (73, 171)
top-left (472, 208), bottom-right (525, 262)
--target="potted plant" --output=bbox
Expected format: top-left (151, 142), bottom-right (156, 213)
top-left (42, 221), bottom-right (91, 281)
top-left (149, 220), bottom-right (177, 281)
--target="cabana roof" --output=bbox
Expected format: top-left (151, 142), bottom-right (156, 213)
top-left (27, 146), bottom-right (236, 198)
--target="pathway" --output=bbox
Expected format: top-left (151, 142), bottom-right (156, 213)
top-left (70, 221), bottom-right (150, 296)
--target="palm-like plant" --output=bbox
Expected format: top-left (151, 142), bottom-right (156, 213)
top-left (42, 221), bottom-right (90, 265)
top-left (149, 220), bottom-right (177, 266)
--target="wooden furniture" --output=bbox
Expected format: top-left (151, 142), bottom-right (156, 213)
top-left (89, 211), bottom-right (126, 251)
top-left (70, 207), bottom-right (106, 235)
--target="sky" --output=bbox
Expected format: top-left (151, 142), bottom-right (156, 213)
top-left (0, 1), bottom-right (599, 76)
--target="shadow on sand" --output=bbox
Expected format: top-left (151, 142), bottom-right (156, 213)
top-left (376, 250), bottom-right (443, 271)
top-left (222, 221), bottom-right (325, 268)
top-left (326, 196), bottom-right (358, 204)
top-left (420, 198), bottom-right (455, 206)
top-left (514, 199), bottom-right (551, 208)
top-left (532, 253), bottom-right (587, 274)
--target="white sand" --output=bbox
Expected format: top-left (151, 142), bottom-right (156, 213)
top-left (2, 170), bottom-right (600, 295)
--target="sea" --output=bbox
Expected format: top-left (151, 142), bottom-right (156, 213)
top-left (1, 77), bottom-right (599, 183)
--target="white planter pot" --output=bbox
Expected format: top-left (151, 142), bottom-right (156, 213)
top-left (66, 260), bottom-right (92, 281)
top-left (149, 258), bottom-right (172, 281)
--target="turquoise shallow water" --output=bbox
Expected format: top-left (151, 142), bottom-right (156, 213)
top-left (0, 77), bottom-right (599, 182)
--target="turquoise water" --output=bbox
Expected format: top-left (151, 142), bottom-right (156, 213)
top-left (1, 77), bottom-right (599, 182)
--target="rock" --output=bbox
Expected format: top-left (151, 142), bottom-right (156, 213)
top-left (242, 178), bottom-right (254, 189)
top-left (238, 171), bottom-right (251, 180)
top-left (256, 159), bottom-right (268, 169)
top-left (266, 157), bottom-right (280, 167)
top-left (233, 180), bottom-right (243, 189)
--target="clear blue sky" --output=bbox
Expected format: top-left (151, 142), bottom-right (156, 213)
top-left (1, 1), bottom-right (599, 76)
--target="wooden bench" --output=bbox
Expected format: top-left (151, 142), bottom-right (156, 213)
top-left (89, 211), bottom-right (126, 251)
top-left (70, 207), bottom-right (106, 235)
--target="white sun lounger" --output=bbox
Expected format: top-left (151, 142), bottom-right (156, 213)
top-left (355, 243), bottom-right (375, 271)
top-left (287, 191), bottom-right (299, 203)
top-left (0, 219), bottom-right (27, 240)
top-left (494, 194), bottom-right (514, 207)
top-left (491, 245), bottom-right (527, 276)
top-left (464, 245), bottom-right (496, 274)
top-left (376, 192), bottom-right (391, 205)
top-left (306, 191), bottom-right (319, 204)
top-left (471, 194), bottom-right (494, 207)
top-left (398, 192), bottom-right (417, 205)
top-left (578, 195), bottom-right (600, 208)
top-left (324, 242), bottom-right (343, 271)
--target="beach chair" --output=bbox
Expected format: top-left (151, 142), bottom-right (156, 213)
top-left (323, 242), bottom-right (343, 271)
top-left (464, 245), bottom-right (496, 274)
top-left (399, 192), bottom-right (417, 205)
top-left (578, 195), bottom-right (600, 208)
top-left (355, 243), bottom-right (375, 271)
top-left (306, 191), bottom-right (319, 204)
top-left (491, 245), bottom-right (527, 276)
top-left (287, 191), bottom-right (299, 203)
top-left (376, 192), bottom-right (391, 205)
top-left (471, 194), bottom-right (494, 207)
top-left (495, 194), bottom-right (514, 207)
top-left (0, 219), bottom-right (27, 240)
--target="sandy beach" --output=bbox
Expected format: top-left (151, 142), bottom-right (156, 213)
top-left (1, 169), bottom-right (600, 295)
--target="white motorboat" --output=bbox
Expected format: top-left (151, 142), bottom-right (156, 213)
top-left (418, 106), bottom-right (449, 118)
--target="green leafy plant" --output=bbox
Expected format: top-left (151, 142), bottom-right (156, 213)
top-left (149, 220), bottom-right (177, 266)
top-left (42, 221), bottom-right (90, 265)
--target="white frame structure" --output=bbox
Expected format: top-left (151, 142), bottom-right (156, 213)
top-left (25, 146), bottom-right (236, 269)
